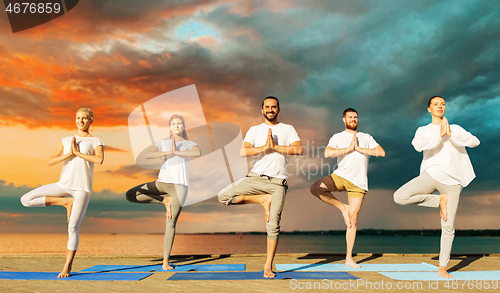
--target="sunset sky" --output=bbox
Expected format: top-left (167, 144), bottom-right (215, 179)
top-left (1, 0), bottom-right (499, 235)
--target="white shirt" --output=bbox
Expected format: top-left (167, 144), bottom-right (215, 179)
top-left (412, 124), bottom-right (479, 187)
top-left (59, 136), bottom-right (105, 193)
top-left (328, 131), bottom-right (379, 191)
top-left (244, 123), bottom-right (301, 179)
top-left (156, 139), bottom-right (198, 186)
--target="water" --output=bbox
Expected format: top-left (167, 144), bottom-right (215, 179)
top-left (0, 234), bottom-right (498, 255)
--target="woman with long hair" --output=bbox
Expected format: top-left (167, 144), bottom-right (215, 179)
top-left (20, 108), bottom-right (105, 278)
top-left (126, 114), bottom-right (200, 270)
top-left (394, 96), bottom-right (479, 278)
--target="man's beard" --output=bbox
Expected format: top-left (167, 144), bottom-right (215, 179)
top-left (346, 123), bottom-right (357, 131)
top-left (264, 112), bottom-right (278, 122)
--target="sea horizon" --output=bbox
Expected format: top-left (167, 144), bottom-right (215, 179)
top-left (1, 232), bottom-right (499, 256)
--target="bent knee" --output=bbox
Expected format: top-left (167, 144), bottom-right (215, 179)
top-left (125, 189), bottom-right (137, 203)
top-left (217, 192), bottom-right (228, 204)
top-left (20, 196), bottom-right (29, 207)
top-left (310, 182), bottom-right (324, 197)
top-left (218, 190), bottom-right (237, 205)
top-left (393, 190), bottom-right (406, 205)
top-left (309, 184), bottom-right (318, 196)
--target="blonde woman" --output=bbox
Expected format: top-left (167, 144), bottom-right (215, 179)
top-left (21, 108), bottom-right (105, 278)
top-left (126, 114), bottom-right (200, 270)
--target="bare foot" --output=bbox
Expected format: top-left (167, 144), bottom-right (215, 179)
top-left (261, 194), bottom-right (272, 223)
top-left (162, 259), bottom-right (174, 270)
top-left (341, 204), bottom-right (351, 228)
top-left (345, 258), bottom-right (361, 268)
top-left (57, 265), bottom-right (71, 278)
top-left (162, 197), bottom-right (172, 219)
top-left (439, 194), bottom-right (448, 221)
top-left (263, 267), bottom-right (276, 278)
top-left (64, 198), bottom-right (75, 223)
top-left (438, 266), bottom-right (453, 278)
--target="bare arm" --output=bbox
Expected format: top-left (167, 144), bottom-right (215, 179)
top-left (74, 144), bottom-right (105, 165)
top-left (174, 145), bottom-right (201, 157)
top-left (273, 140), bottom-right (303, 155)
top-left (48, 142), bottom-right (74, 166)
top-left (145, 145), bottom-right (173, 159)
top-left (240, 128), bottom-right (273, 157)
top-left (240, 142), bottom-right (271, 157)
top-left (325, 134), bottom-right (355, 158)
top-left (355, 144), bottom-right (386, 157)
top-left (325, 146), bottom-right (354, 158)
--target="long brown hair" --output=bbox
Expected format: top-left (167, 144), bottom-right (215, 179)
top-left (168, 114), bottom-right (188, 140)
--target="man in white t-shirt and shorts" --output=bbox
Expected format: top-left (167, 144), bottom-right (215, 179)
top-left (218, 96), bottom-right (303, 278)
top-left (310, 108), bottom-right (385, 268)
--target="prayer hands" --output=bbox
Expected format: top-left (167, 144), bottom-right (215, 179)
top-left (440, 117), bottom-right (451, 137)
top-left (264, 128), bottom-right (275, 152)
top-left (350, 134), bottom-right (358, 152)
top-left (170, 138), bottom-right (177, 155)
top-left (71, 137), bottom-right (80, 155)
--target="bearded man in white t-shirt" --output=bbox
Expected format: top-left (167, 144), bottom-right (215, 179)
top-left (310, 108), bottom-right (385, 268)
top-left (218, 96), bottom-right (303, 278)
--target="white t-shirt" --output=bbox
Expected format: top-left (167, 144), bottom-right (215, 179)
top-left (412, 124), bottom-right (480, 187)
top-left (244, 123), bottom-right (301, 179)
top-left (156, 139), bottom-right (198, 186)
top-left (328, 131), bottom-right (379, 191)
top-left (59, 136), bottom-right (105, 193)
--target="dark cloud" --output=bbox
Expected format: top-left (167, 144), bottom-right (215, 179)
top-left (1, 0), bottom-right (499, 233)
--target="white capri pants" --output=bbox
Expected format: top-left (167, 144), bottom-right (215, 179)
top-left (20, 183), bottom-right (91, 250)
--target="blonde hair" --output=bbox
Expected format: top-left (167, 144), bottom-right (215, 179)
top-left (77, 108), bottom-right (94, 120)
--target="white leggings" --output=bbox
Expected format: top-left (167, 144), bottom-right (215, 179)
top-left (20, 183), bottom-right (90, 250)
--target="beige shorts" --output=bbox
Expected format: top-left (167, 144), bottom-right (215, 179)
top-left (330, 174), bottom-right (366, 199)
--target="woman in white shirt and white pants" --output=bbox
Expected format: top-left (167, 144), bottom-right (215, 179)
top-left (394, 96), bottom-right (479, 278)
top-left (20, 108), bottom-right (105, 278)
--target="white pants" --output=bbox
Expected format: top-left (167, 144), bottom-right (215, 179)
top-left (20, 183), bottom-right (90, 250)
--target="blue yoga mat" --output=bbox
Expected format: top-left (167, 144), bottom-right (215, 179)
top-left (276, 262), bottom-right (438, 272)
top-left (381, 271), bottom-right (500, 281)
top-left (168, 271), bottom-right (358, 281)
top-left (0, 271), bottom-right (152, 281)
top-left (80, 264), bottom-right (245, 272)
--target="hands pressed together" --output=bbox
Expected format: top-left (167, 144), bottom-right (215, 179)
top-left (440, 117), bottom-right (452, 138)
top-left (70, 137), bottom-right (80, 157)
top-left (349, 133), bottom-right (359, 153)
top-left (263, 128), bottom-right (276, 153)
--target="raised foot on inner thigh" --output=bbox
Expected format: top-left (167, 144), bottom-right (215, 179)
top-left (63, 197), bottom-right (75, 223)
top-left (341, 204), bottom-right (351, 228)
top-left (439, 193), bottom-right (448, 221)
top-left (162, 196), bottom-right (172, 219)
top-left (262, 194), bottom-right (272, 223)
